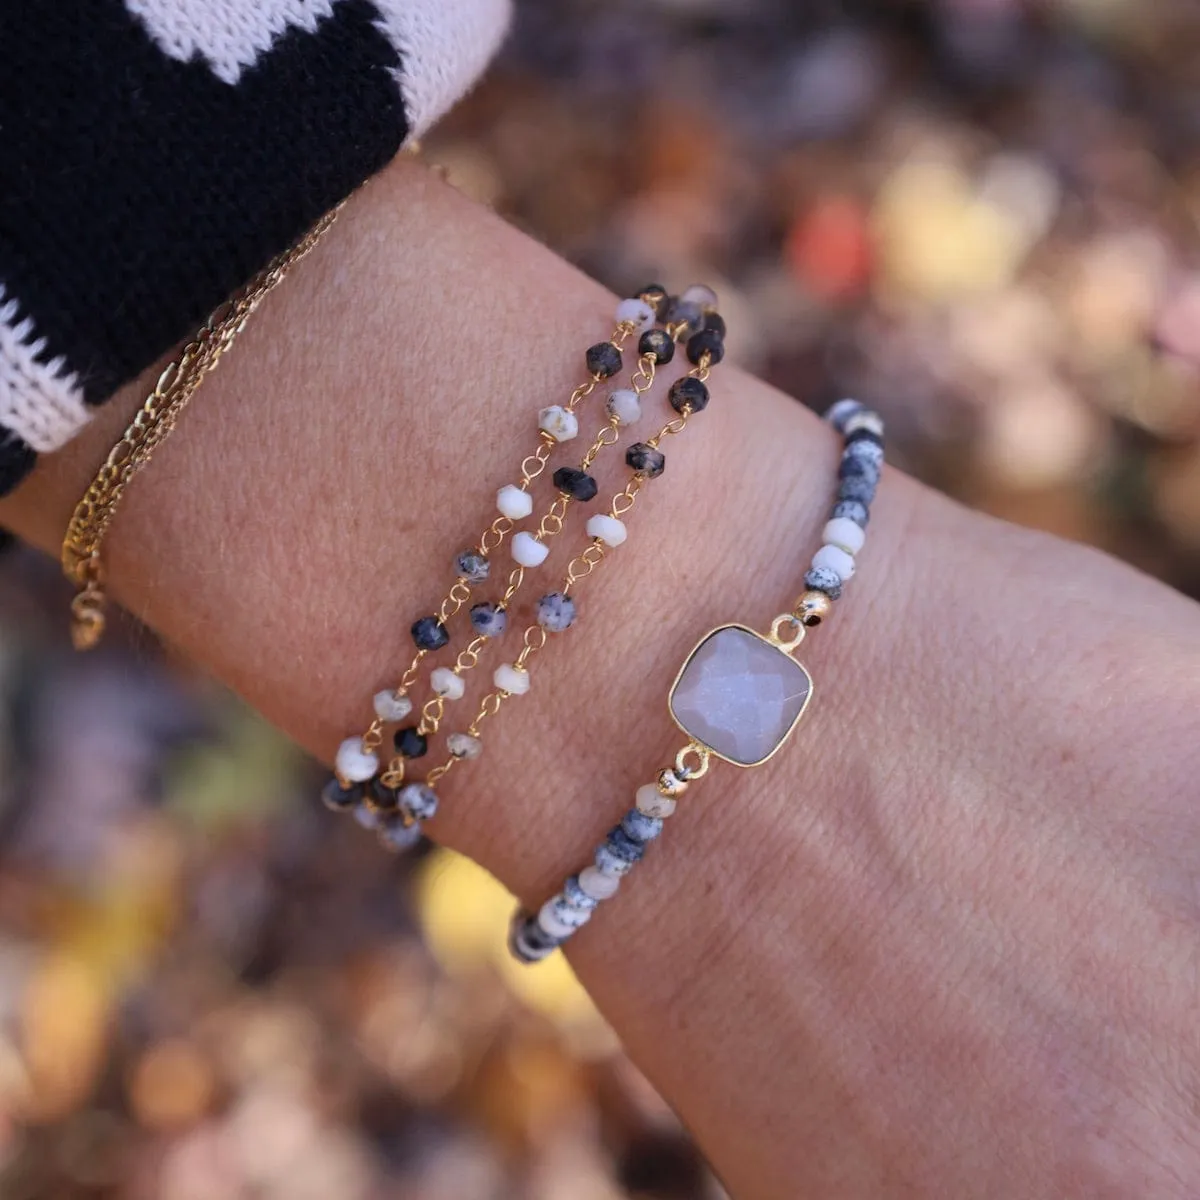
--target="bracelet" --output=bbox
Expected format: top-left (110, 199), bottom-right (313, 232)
top-left (61, 207), bottom-right (341, 650)
top-left (508, 398), bottom-right (885, 963)
top-left (322, 285), bottom-right (728, 850)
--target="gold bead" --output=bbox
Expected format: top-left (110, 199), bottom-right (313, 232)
top-left (657, 768), bottom-right (688, 797)
top-left (795, 589), bottom-right (833, 627)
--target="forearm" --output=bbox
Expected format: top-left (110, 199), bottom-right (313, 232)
top-left (5, 160), bottom-right (1200, 1197)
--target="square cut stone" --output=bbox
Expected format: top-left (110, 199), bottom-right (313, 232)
top-left (669, 625), bottom-right (813, 767)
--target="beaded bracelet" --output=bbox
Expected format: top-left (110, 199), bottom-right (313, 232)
top-left (508, 398), bottom-right (885, 963)
top-left (321, 285), bottom-right (728, 849)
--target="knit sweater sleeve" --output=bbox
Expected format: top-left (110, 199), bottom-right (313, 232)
top-left (0, 0), bottom-right (510, 496)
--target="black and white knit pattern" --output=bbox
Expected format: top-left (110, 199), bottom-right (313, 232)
top-left (0, 0), bottom-right (509, 495)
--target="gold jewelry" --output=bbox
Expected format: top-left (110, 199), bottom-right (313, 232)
top-left (61, 207), bottom-right (341, 650)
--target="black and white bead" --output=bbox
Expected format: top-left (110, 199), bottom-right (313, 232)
top-left (507, 770), bottom-right (678, 962)
top-left (797, 399), bottom-right (886, 621)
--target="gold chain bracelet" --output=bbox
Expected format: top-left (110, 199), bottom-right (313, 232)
top-left (61, 206), bottom-right (341, 650)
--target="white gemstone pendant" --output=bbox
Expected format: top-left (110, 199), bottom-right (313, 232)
top-left (668, 624), bottom-right (813, 767)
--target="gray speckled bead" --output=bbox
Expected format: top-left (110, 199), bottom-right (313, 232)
top-left (621, 809), bottom-right (664, 844)
top-left (665, 297), bottom-right (705, 336)
top-left (509, 914), bottom-right (560, 963)
top-left (542, 894), bottom-right (592, 934)
top-left (562, 875), bottom-right (599, 912)
top-left (470, 602), bottom-right (508, 638)
top-left (594, 843), bottom-right (636, 877)
top-left (843, 439), bottom-right (884, 471)
top-left (447, 732), bottom-right (482, 760)
top-left (826, 398), bottom-right (866, 432)
top-left (605, 826), bottom-right (647, 864)
top-left (398, 782), bottom-right (438, 822)
top-left (831, 499), bottom-right (870, 527)
top-left (838, 455), bottom-right (880, 484)
top-left (837, 474), bottom-right (878, 506)
top-left (456, 550), bottom-right (490, 584)
top-left (537, 591), bottom-right (577, 633)
top-left (804, 566), bottom-right (844, 601)
top-left (322, 778), bottom-right (362, 812)
top-left (377, 814), bottom-right (424, 853)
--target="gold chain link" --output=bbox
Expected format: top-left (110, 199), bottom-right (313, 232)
top-left (61, 206), bottom-right (343, 649)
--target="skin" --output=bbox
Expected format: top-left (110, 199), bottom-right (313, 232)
top-left (4, 160), bottom-right (1200, 1198)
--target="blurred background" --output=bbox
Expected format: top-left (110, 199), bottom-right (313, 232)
top-left (2, 0), bottom-right (1199, 1195)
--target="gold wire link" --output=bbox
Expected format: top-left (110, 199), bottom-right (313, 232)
top-left (466, 691), bottom-right (505, 738)
top-left (479, 516), bottom-right (513, 556)
top-left (578, 419), bottom-right (621, 471)
top-left (674, 743), bottom-right (712, 781)
top-left (399, 652), bottom-right (427, 693)
top-left (61, 205), bottom-right (343, 649)
top-left (420, 694), bottom-right (446, 735)
top-left (500, 565), bottom-right (526, 607)
top-left (565, 379), bottom-right (597, 413)
top-left (515, 625), bottom-right (548, 667)
top-left (453, 638), bottom-right (485, 674)
top-left (519, 440), bottom-right (555, 486)
top-left (535, 494), bottom-right (569, 540)
top-left (380, 760), bottom-right (407, 789)
top-left (438, 579), bottom-right (473, 625)
top-left (610, 480), bottom-right (642, 518)
top-left (360, 718), bottom-right (386, 755)
top-left (424, 759), bottom-right (456, 787)
top-left (562, 541), bottom-right (607, 590)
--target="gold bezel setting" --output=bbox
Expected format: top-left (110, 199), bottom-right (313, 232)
top-left (667, 623), bottom-right (814, 768)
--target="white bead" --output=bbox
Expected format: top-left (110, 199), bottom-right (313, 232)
top-left (826, 398), bottom-right (863, 429)
top-left (335, 737), bottom-right (379, 783)
top-left (812, 544), bottom-right (856, 582)
top-left (578, 866), bottom-right (621, 901)
top-left (537, 900), bottom-right (580, 940)
top-left (431, 667), bottom-right (465, 700)
top-left (822, 517), bottom-right (865, 556)
top-left (636, 783), bottom-right (676, 819)
top-left (497, 484), bottom-right (533, 520)
top-left (538, 405), bottom-right (578, 442)
top-left (447, 732), bottom-right (482, 760)
top-left (494, 663), bottom-right (530, 695)
top-left (844, 409), bottom-right (885, 438)
top-left (586, 514), bottom-right (627, 547)
top-left (372, 690), bottom-right (412, 723)
top-left (615, 297), bottom-right (657, 332)
top-left (512, 531), bottom-right (549, 567)
top-left (606, 388), bottom-right (642, 426)
top-left (681, 283), bottom-right (719, 310)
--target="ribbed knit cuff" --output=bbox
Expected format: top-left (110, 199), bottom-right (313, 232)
top-left (0, 0), bottom-right (510, 495)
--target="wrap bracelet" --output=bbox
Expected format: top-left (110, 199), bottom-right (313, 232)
top-left (322, 285), bottom-right (728, 848)
top-left (508, 398), bottom-right (885, 963)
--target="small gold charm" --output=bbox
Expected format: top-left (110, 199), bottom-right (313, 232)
top-left (70, 587), bottom-right (107, 651)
